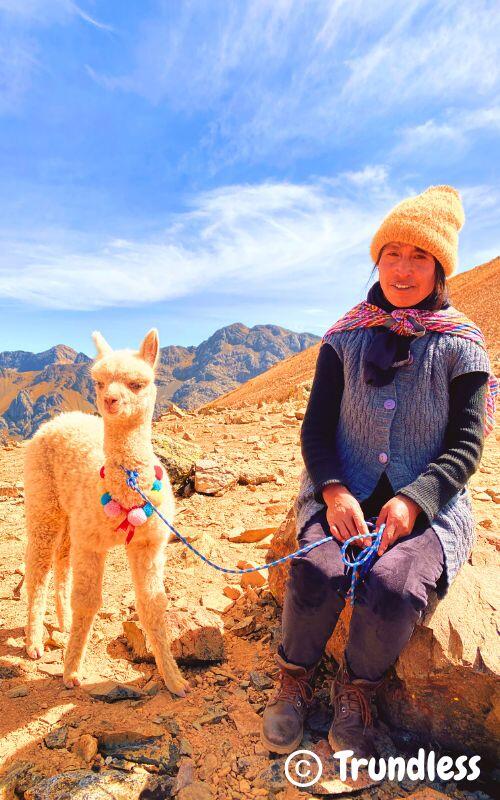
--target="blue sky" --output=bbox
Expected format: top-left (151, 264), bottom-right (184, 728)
top-left (0, 0), bottom-right (499, 355)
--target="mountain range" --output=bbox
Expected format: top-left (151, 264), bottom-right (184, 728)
top-left (0, 324), bottom-right (319, 439)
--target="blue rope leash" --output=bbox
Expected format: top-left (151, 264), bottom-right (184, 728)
top-left (120, 466), bottom-right (385, 605)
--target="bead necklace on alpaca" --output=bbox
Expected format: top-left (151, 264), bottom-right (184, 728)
top-left (100, 464), bottom-right (164, 545)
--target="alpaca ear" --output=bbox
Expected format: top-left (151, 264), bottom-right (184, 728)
top-left (138, 328), bottom-right (160, 369)
top-left (92, 331), bottom-right (113, 359)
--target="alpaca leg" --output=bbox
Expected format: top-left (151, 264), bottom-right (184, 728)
top-left (127, 542), bottom-right (190, 697)
top-left (54, 525), bottom-right (72, 633)
top-left (63, 545), bottom-right (106, 688)
top-left (24, 525), bottom-right (58, 659)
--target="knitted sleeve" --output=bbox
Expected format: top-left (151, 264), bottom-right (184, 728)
top-left (447, 334), bottom-right (491, 381)
top-left (300, 342), bottom-right (347, 503)
top-left (398, 370), bottom-right (489, 523)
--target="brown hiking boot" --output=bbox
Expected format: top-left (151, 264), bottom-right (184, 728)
top-left (328, 657), bottom-right (384, 760)
top-left (260, 651), bottom-right (318, 754)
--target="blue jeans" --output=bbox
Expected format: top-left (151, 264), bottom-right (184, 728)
top-left (280, 507), bottom-right (444, 681)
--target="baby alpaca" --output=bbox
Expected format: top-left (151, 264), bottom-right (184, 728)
top-left (24, 329), bottom-right (190, 696)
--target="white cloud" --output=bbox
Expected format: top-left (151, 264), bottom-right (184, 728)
top-left (84, 0), bottom-right (500, 163)
top-left (0, 1), bottom-right (112, 112)
top-left (393, 105), bottom-right (500, 157)
top-left (0, 176), bottom-right (397, 310)
top-left (1, 175), bottom-right (496, 312)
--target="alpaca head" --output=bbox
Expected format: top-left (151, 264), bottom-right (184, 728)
top-left (90, 329), bottom-right (159, 426)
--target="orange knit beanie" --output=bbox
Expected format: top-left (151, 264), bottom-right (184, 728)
top-left (370, 185), bottom-right (465, 277)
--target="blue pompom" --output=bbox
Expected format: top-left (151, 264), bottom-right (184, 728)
top-left (152, 479), bottom-right (162, 491)
top-left (144, 503), bottom-right (154, 517)
top-left (100, 492), bottom-right (112, 505)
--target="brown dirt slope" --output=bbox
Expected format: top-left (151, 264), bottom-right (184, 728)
top-left (204, 257), bottom-right (500, 411)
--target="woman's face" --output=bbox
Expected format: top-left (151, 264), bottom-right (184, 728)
top-left (377, 242), bottom-right (436, 307)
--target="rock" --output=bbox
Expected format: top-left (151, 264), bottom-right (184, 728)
top-left (264, 502), bottom-right (287, 516)
top-left (238, 473), bottom-right (275, 487)
top-left (44, 726), bottom-right (68, 749)
top-left (229, 615), bottom-right (256, 637)
top-left (193, 459), bottom-right (238, 496)
top-left (201, 591), bottom-right (234, 614)
top-left (240, 567), bottom-right (266, 589)
top-left (123, 607), bottom-right (225, 664)
top-left (165, 402), bottom-right (187, 418)
top-left (0, 663), bottom-right (23, 679)
top-left (172, 758), bottom-right (195, 794)
top-left (485, 485), bottom-right (500, 503)
top-left (0, 761), bottom-right (45, 800)
top-left (37, 663), bottom-right (63, 677)
top-left (39, 650), bottom-right (63, 664)
top-left (178, 739), bottom-right (193, 756)
top-left (23, 769), bottom-right (153, 799)
top-left (193, 707), bottom-right (227, 726)
top-left (223, 585), bottom-right (242, 601)
top-left (229, 705), bottom-right (262, 737)
top-left (177, 781), bottom-right (212, 800)
top-left (150, 716), bottom-right (180, 737)
top-left (268, 506), bottom-right (500, 761)
top-left (47, 629), bottom-right (69, 650)
top-left (84, 681), bottom-right (146, 703)
top-left (122, 620), bottom-right (154, 663)
top-left (378, 564), bottom-right (500, 763)
top-left (227, 526), bottom-right (277, 543)
top-left (152, 432), bottom-right (202, 490)
top-left (197, 752), bottom-right (218, 780)
top-left (73, 734), bottom-right (98, 763)
top-left (0, 482), bottom-right (23, 499)
top-left (96, 730), bottom-right (164, 760)
top-left (6, 685), bottom-right (29, 698)
top-left (249, 671), bottom-right (273, 690)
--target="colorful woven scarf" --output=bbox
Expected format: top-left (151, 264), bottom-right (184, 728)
top-left (323, 301), bottom-right (498, 437)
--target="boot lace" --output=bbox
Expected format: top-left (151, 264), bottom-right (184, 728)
top-left (272, 669), bottom-right (314, 706)
top-left (334, 682), bottom-right (373, 731)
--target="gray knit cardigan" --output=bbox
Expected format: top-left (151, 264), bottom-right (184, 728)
top-left (294, 316), bottom-right (491, 596)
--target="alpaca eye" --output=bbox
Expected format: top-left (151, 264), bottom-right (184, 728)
top-left (129, 382), bottom-right (144, 391)
top-left (95, 381), bottom-right (104, 390)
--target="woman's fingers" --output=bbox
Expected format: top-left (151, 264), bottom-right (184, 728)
top-left (353, 511), bottom-right (370, 547)
top-left (329, 523), bottom-right (342, 542)
top-left (378, 519), bottom-right (398, 556)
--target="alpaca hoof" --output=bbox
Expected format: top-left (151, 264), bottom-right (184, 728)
top-left (26, 643), bottom-right (44, 659)
top-left (63, 672), bottom-right (81, 688)
top-left (167, 675), bottom-right (191, 697)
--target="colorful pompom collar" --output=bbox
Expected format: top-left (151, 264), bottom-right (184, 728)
top-left (100, 464), bottom-right (163, 545)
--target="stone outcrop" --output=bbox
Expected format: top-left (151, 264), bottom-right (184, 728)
top-left (123, 607), bottom-right (225, 664)
top-left (266, 506), bottom-right (500, 761)
top-left (152, 431), bottom-right (203, 492)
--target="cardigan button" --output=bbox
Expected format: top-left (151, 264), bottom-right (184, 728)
top-left (384, 399), bottom-right (396, 410)
top-left (378, 452), bottom-right (388, 464)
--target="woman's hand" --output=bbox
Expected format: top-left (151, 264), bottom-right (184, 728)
top-left (374, 495), bottom-right (422, 556)
top-left (322, 484), bottom-right (371, 547)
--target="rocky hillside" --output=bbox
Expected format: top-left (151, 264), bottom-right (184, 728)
top-left (0, 324), bottom-right (318, 439)
top-left (0, 389), bottom-right (498, 798)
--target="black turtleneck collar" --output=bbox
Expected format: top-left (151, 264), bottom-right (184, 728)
top-left (363, 280), bottom-right (450, 387)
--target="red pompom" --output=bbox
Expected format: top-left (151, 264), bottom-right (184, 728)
top-left (100, 466), bottom-right (105, 479)
top-left (154, 465), bottom-right (163, 480)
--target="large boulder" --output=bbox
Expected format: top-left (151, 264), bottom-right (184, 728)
top-left (266, 507), bottom-right (499, 761)
top-left (152, 432), bottom-right (203, 491)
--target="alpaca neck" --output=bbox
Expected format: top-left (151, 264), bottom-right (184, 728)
top-left (102, 418), bottom-right (156, 506)
top-left (104, 419), bottom-right (154, 466)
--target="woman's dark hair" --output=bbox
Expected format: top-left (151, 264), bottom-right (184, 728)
top-left (366, 254), bottom-right (448, 310)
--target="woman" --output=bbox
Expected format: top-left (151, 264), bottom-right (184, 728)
top-left (260, 185), bottom-right (495, 758)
